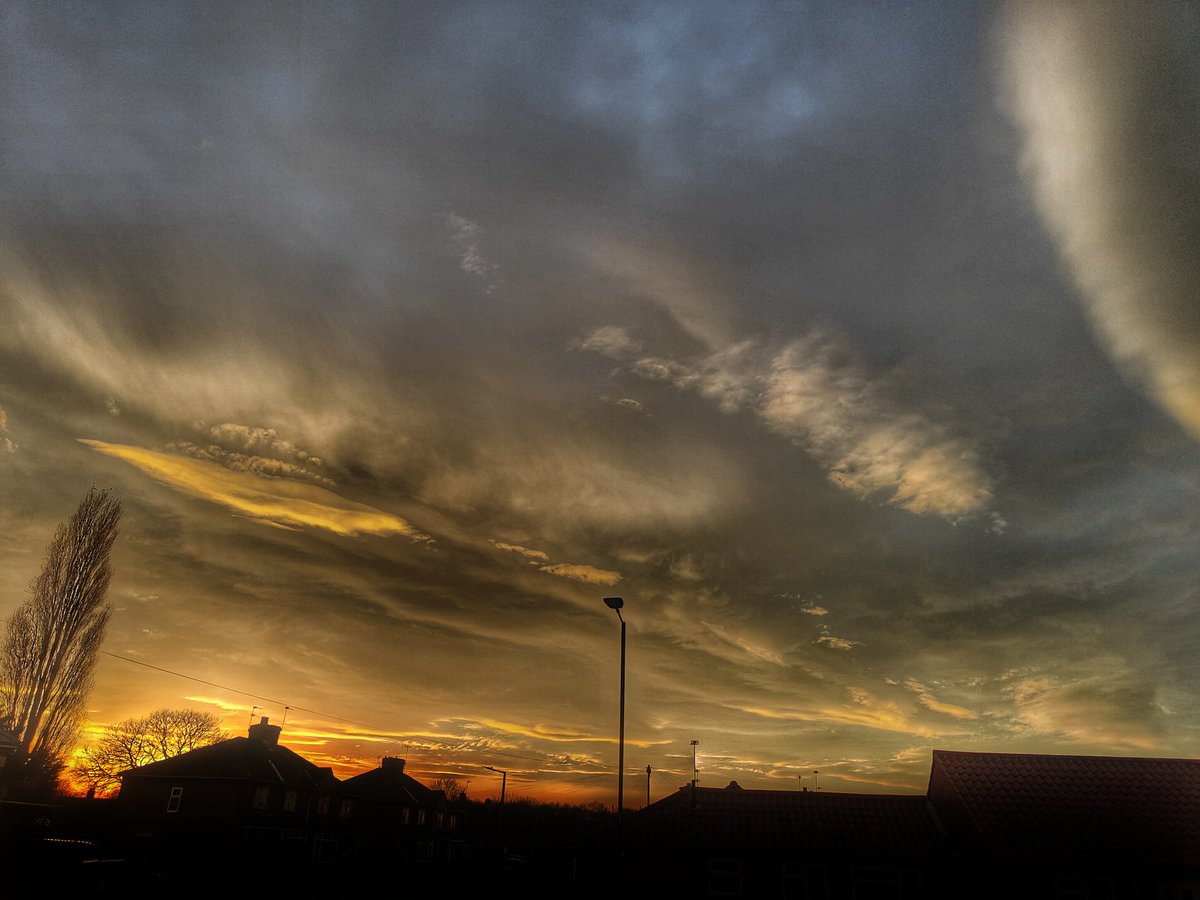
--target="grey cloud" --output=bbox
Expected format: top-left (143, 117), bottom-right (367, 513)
top-left (585, 324), bottom-right (996, 521)
top-left (206, 424), bottom-right (323, 466)
top-left (1002, 0), bottom-right (1200, 440)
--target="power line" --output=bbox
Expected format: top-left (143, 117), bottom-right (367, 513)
top-left (100, 651), bottom-right (622, 775)
top-left (101, 651), bottom-right (382, 731)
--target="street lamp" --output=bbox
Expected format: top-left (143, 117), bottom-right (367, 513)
top-left (604, 596), bottom-right (626, 824)
top-left (484, 765), bottom-right (507, 804)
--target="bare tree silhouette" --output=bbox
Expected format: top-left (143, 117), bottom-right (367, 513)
top-left (430, 776), bottom-right (468, 802)
top-left (0, 488), bottom-right (121, 797)
top-left (73, 708), bottom-right (227, 795)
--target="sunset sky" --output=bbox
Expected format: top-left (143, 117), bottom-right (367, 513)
top-left (2, 1), bottom-right (1199, 804)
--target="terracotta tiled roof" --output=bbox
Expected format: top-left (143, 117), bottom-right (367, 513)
top-left (928, 750), bottom-right (1200, 865)
top-left (620, 785), bottom-right (944, 859)
top-left (120, 736), bottom-right (331, 788)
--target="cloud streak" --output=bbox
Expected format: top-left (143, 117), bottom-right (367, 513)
top-left (539, 563), bottom-right (621, 586)
top-left (82, 440), bottom-right (427, 539)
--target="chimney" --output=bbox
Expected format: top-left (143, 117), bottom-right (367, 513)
top-left (381, 756), bottom-right (406, 774)
top-left (248, 717), bottom-right (282, 746)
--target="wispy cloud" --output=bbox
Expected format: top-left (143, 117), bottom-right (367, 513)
top-left (817, 634), bottom-right (859, 651)
top-left (1005, 672), bottom-right (1163, 750)
top-left (539, 563), bottom-right (621, 585)
top-left (581, 325), bottom-right (995, 522)
top-left (82, 440), bottom-right (427, 539)
top-left (742, 687), bottom-right (939, 739)
top-left (702, 621), bottom-right (787, 666)
top-left (577, 325), bottom-right (642, 358)
top-left (0, 406), bottom-right (13, 453)
top-left (168, 440), bottom-right (335, 487)
top-left (446, 213), bottom-right (497, 291)
top-left (492, 541), bottom-right (551, 563)
top-left (904, 679), bottom-right (978, 721)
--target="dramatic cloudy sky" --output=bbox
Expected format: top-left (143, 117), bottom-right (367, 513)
top-left (2, 1), bottom-right (1199, 802)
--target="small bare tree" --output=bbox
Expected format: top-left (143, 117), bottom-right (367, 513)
top-left (430, 775), bottom-right (467, 802)
top-left (74, 708), bottom-right (228, 795)
top-left (0, 488), bottom-right (121, 797)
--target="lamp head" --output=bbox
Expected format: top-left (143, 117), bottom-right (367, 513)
top-left (603, 597), bottom-right (624, 610)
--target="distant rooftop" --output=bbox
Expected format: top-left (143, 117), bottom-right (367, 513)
top-left (621, 784), bottom-right (944, 859)
top-left (928, 749), bottom-right (1200, 866)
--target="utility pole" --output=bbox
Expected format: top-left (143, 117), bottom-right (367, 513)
top-left (646, 764), bottom-right (652, 808)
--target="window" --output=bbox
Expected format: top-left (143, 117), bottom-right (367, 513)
top-left (417, 809), bottom-right (427, 825)
top-left (253, 786), bottom-right (270, 809)
top-left (1157, 880), bottom-right (1200, 900)
top-left (709, 858), bottom-right (742, 897)
top-left (401, 807), bottom-right (411, 824)
top-left (313, 831), bottom-right (337, 863)
top-left (283, 790), bottom-right (298, 812)
top-left (436, 812), bottom-right (445, 828)
top-left (166, 786), bottom-right (183, 813)
top-left (339, 798), bottom-right (352, 818)
top-left (850, 867), bottom-right (923, 900)
top-left (317, 795), bottom-right (330, 816)
top-left (782, 863), bottom-right (828, 900)
top-left (449, 814), bottom-right (458, 831)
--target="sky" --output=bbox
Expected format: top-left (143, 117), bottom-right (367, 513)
top-left (1, 0), bottom-right (1199, 804)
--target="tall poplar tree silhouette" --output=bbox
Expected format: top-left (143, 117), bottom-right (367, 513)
top-left (0, 488), bottom-right (121, 797)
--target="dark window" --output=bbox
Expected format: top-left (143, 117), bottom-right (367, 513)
top-left (313, 831), bottom-right (338, 863)
top-left (253, 786), bottom-right (270, 809)
top-left (283, 790), bottom-right (298, 812)
top-left (339, 798), bottom-right (352, 818)
top-left (1157, 881), bottom-right (1200, 900)
top-left (166, 786), bottom-right (183, 813)
top-left (783, 862), bottom-right (828, 900)
top-left (851, 867), bottom-right (922, 900)
top-left (709, 858), bottom-right (742, 897)
top-left (317, 795), bottom-right (330, 815)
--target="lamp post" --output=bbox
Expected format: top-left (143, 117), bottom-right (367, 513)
top-left (604, 596), bottom-right (626, 824)
top-left (484, 765), bottom-right (507, 804)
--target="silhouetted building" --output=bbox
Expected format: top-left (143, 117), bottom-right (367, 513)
top-left (115, 717), bottom-right (348, 865)
top-left (608, 780), bottom-right (946, 898)
top-left (592, 752), bottom-right (1200, 899)
top-left (342, 756), bottom-right (463, 864)
top-left (927, 749), bottom-right (1200, 899)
